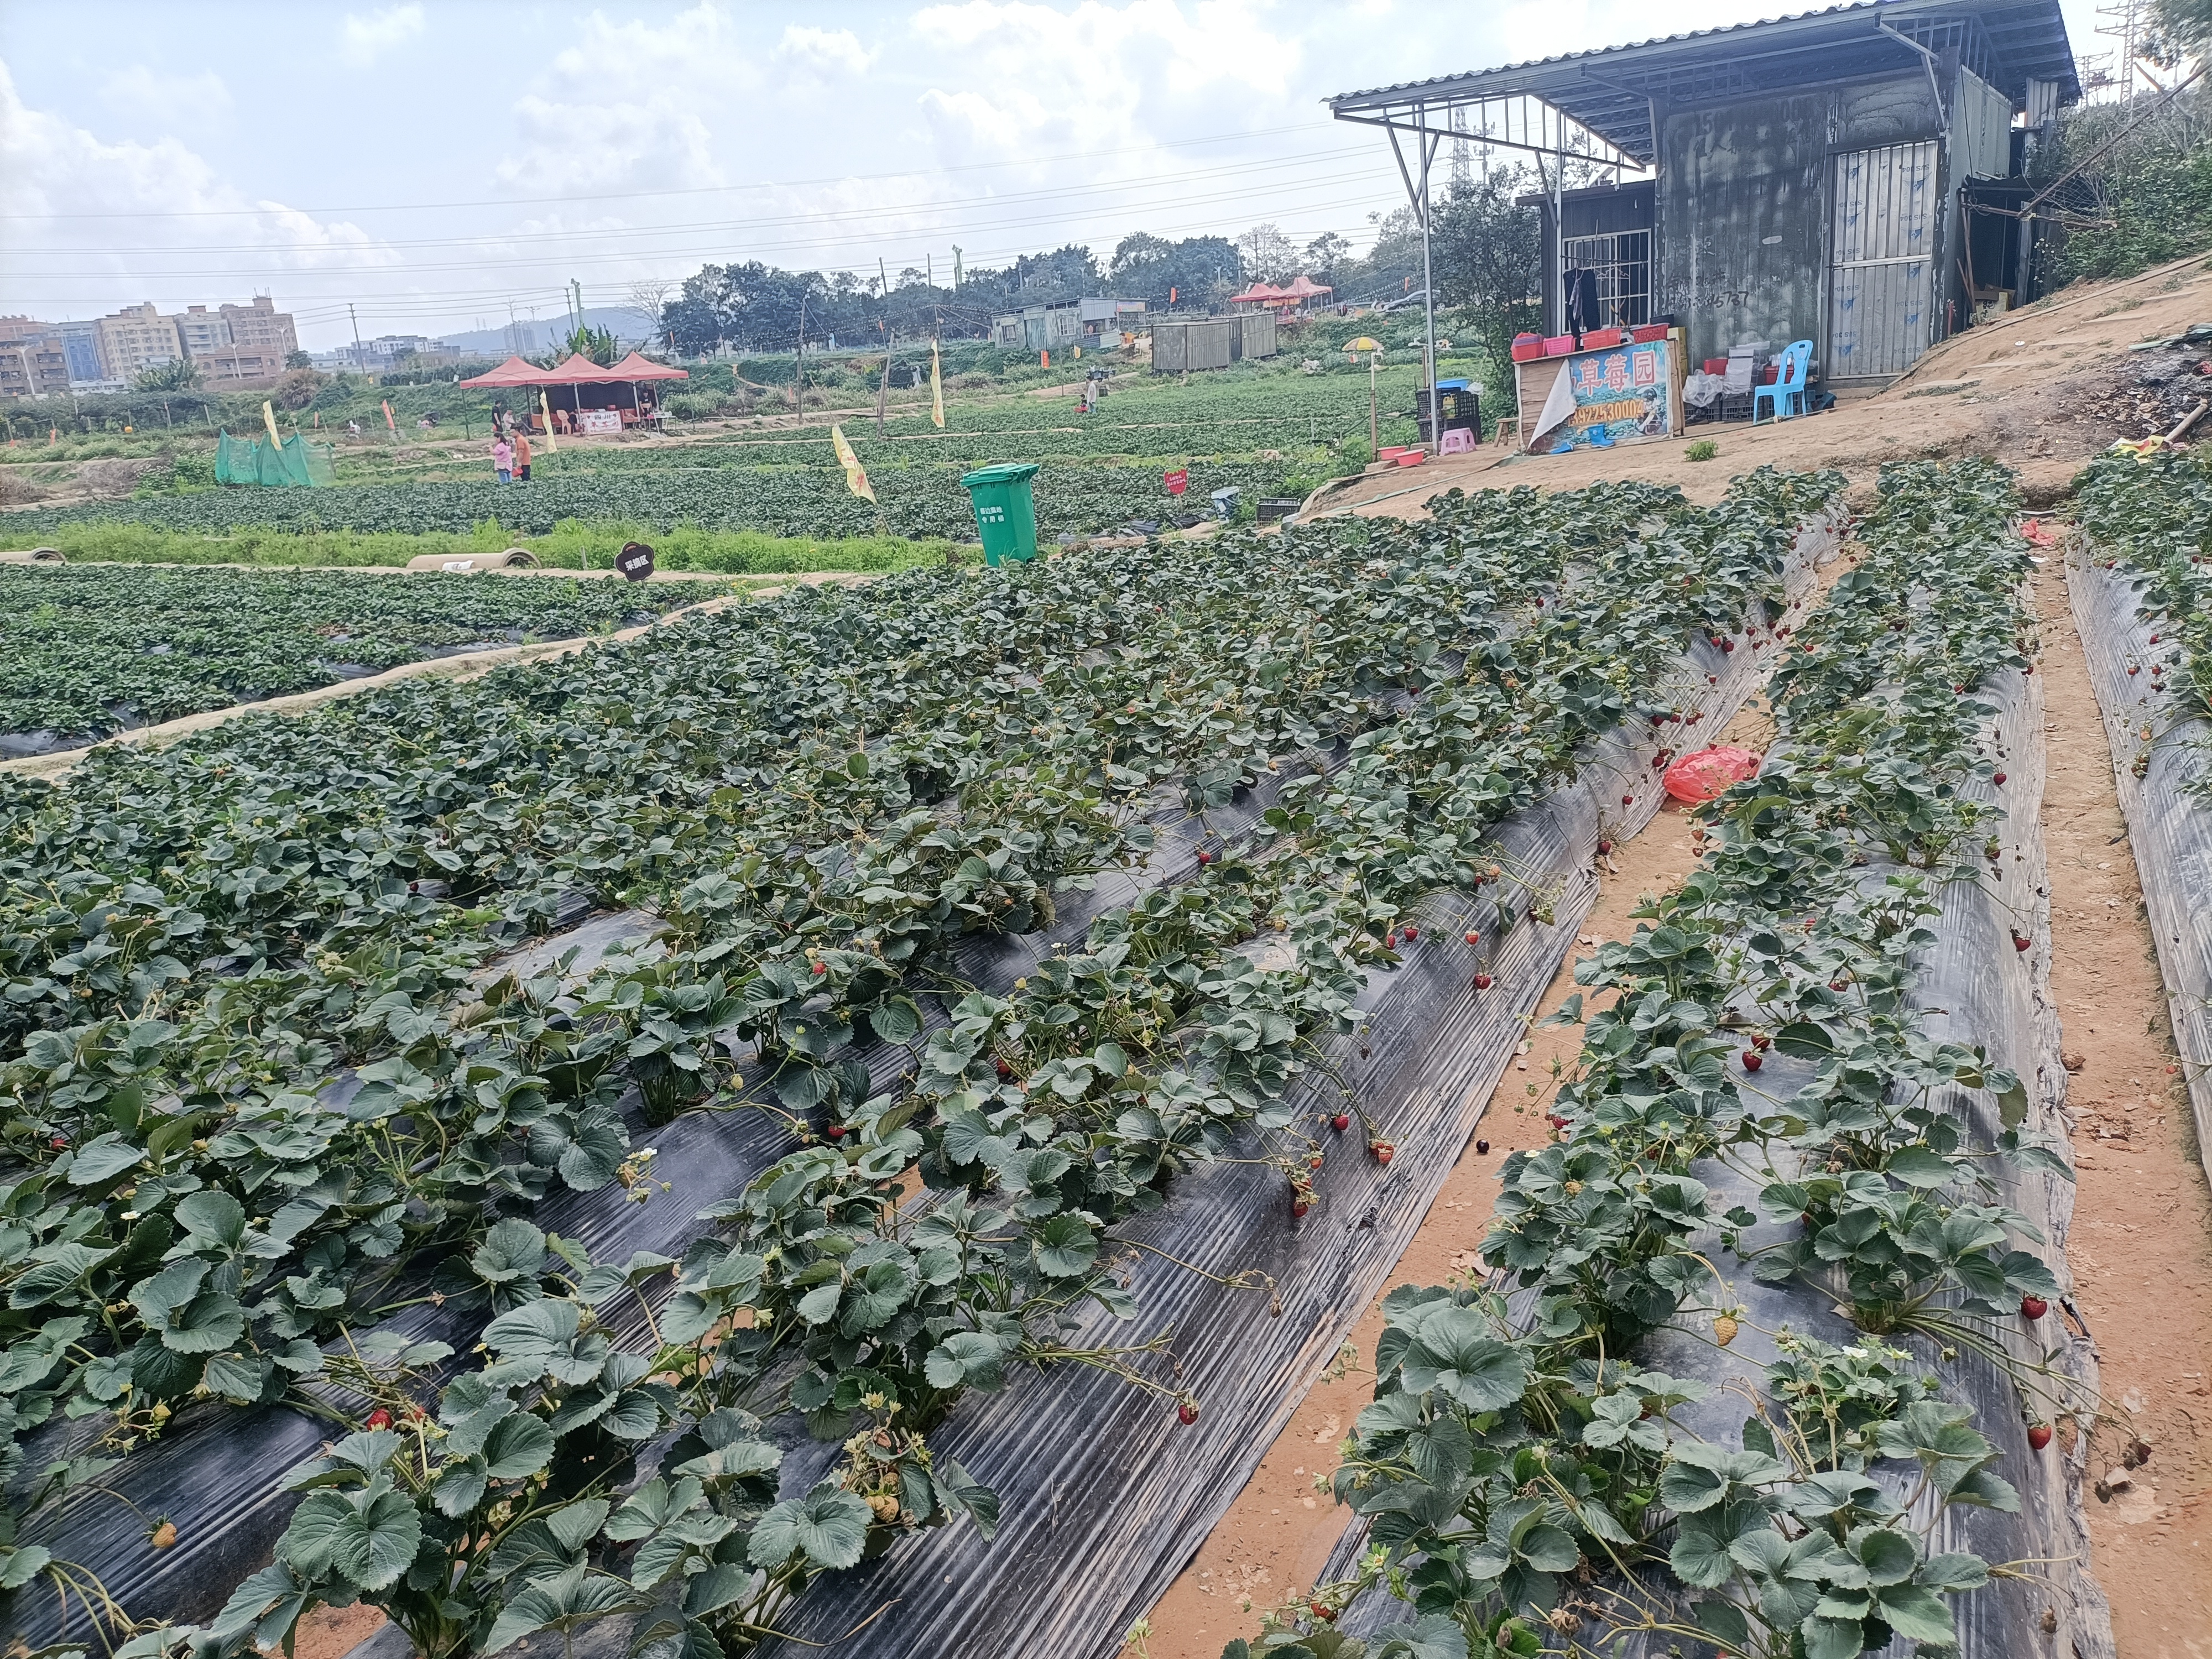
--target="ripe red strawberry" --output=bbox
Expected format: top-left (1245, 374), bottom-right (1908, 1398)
top-left (1178, 1400), bottom-right (1199, 1425)
top-left (49, 1135), bottom-right (66, 1150)
top-left (1546, 1113), bottom-right (1568, 1130)
top-left (2151, 634), bottom-right (2161, 644)
top-left (1385, 931), bottom-right (1400, 949)
top-left (1332, 1112), bottom-right (1351, 1132)
top-left (1402, 925), bottom-right (1418, 941)
top-left (1993, 771), bottom-right (2007, 784)
top-left (1197, 849), bottom-right (1213, 865)
top-left (1372, 1141), bottom-right (1395, 1165)
top-left (995, 1057), bottom-right (1013, 1078)
top-left (1463, 930), bottom-right (1480, 945)
top-left (2027, 1422), bottom-right (2054, 1451)
top-left (366, 1408), bottom-right (394, 1430)
top-left (1473, 973), bottom-right (1493, 990)
top-left (1310, 1605), bottom-right (1336, 1623)
top-left (1707, 674), bottom-right (1718, 685)
top-left (1742, 1051), bottom-right (1763, 1071)
top-left (1597, 839), bottom-right (1613, 854)
top-left (1751, 1034), bottom-right (1772, 1050)
top-left (2021, 1294), bottom-right (2048, 1321)
top-left (811, 961), bottom-right (828, 975)
top-left (2129, 665), bottom-right (2140, 676)
top-left (826, 1124), bottom-right (847, 1140)
top-left (1721, 639), bottom-right (1735, 653)
top-left (1830, 980), bottom-right (1847, 991)
top-left (1621, 794), bottom-right (1634, 806)
top-left (2012, 932), bottom-right (2031, 952)
top-left (1290, 1198), bottom-right (1311, 1218)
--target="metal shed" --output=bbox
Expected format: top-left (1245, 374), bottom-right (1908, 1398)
top-left (1328, 0), bottom-right (2078, 388)
top-left (1149, 317), bottom-right (1237, 373)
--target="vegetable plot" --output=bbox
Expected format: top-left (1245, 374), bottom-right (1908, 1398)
top-left (2067, 444), bottom-right (2212, 1186)
top-left (1280, 460), bottom-right (2105, 1659)
top-left (0, 461), bottom-right (1293, 546)
top-left (0, 566), bottom-right (729, 750)
top-left (0, 471), bottom-right (1839, 1658)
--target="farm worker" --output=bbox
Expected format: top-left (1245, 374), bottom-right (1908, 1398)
top-left (513, 430), bottom-right (533, 482)
top-left (492, 435), bottom-right (513, 483)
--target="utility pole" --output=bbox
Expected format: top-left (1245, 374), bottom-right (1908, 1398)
top-left (349, 302), bottom-right (364, 375)
top-left (877, 257), bottom-right (892, 436)
top-left (794, 290), bottom-right (806, 412)
top-left (953, 246), bottom-right (962, 290)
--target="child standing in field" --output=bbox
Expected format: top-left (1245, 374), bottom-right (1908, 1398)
top-left (492, 435), bottom-right (513, 483)
top-left (513, 429), bottom-right (533, 482)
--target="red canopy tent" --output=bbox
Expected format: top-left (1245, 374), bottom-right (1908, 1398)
top-left (456, 354), bottom-right (554, 387)
top-left (460, 351), bottom-right (689, 432)
top-left (1229, 276), bottom-right (1334, 312)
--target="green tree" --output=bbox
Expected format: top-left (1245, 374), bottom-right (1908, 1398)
top-left (134, 357), bottom-right (203, 392)
top-left (1429, 170), bottom-right (1545, 406)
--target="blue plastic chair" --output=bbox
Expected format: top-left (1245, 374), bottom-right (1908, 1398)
top-left (1753, 340), bottom-right (1813, 425)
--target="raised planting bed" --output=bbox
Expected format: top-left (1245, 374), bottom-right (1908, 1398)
top-left (0, 564), bottom-right (731, 754)
top-left (1293, 459), bottom-right (2110, 1659)
top-left (2065, 445), bottom-right (2212, 1192)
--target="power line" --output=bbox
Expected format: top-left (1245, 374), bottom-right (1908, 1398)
top-left (0, 120), bottom-right (1344, 222)
top-left (6, 147), bottom-right (1384, 259)
top-left (0, 181), bottom-right (1400, 284)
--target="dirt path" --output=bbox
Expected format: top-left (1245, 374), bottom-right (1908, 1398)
top-left (1142, 683), bottom-right (1790, 1656)
top-left (2034, 567), bottom-right (2212, 1658)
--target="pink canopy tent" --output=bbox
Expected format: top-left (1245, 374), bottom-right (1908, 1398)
top-left (455, 354), bottom-right (554, 388)
top-left (1229, 275), bottom-right (1334, 312)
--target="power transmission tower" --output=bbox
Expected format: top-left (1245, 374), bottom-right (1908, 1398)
top-left (2093, 0), bottom-right (2151, 99)
top-left (1450, 107), bottom-right (1472, 190)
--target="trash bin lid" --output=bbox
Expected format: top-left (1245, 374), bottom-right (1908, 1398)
top-left (961, 462), bottom-right (1040, 487)
top-left (1434, 378), bottom-right (1470, 392)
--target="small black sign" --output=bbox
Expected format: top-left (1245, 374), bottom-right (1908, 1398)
top-left (616, 540), bottom-right (656, 582)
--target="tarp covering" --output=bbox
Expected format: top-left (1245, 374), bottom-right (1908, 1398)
top-left (2067, 539), bottom-right (2212, 1185)
top-left (213, 430), bottom-right (336, 488)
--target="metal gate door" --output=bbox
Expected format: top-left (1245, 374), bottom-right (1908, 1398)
top-left (1828, 140), bottom-right (1936, 380)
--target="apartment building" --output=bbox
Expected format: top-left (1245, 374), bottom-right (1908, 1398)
top-left (94, 302), bottom-right (182, 379)
top-left (219, 295), bottom-right (299, 359)
top-left (0, 317), bottom-right (69, 399)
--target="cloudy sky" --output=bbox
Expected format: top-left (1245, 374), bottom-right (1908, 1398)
top-left (1, 0), bottom-right (2111, 349)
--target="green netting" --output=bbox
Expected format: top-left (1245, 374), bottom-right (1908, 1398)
top-left (215, 430), bottom-right (336, 488)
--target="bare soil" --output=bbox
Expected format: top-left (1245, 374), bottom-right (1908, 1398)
top-left (1147, 254), bottom-right (2212, 1659)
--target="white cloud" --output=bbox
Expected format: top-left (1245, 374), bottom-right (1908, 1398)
top-left (101, 65), bottom-right (232, 123)
top-left (0, 58), bottom-right (392, 312)
top-left (495, 3), bottom-right (748, 196)
top-left (340, 4), bottom-right (426, 68)
top-left (776, 24), bottom-right (876, 76)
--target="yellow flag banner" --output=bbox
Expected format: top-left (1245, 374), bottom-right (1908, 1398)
top-left (540, 390), bottom-right (559, 453)
top-left (830, 422), bottom-right (875, 502)
top-left (930, 340), bottom-right (945, 430)
top-left (261, 400), bottom-right (283, 449)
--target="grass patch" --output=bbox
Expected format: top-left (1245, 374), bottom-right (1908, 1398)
top-left (22, 518), bottom-right (966, 574)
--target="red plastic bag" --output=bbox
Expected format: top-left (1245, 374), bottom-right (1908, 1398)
top-left (1663, 745), bottom-right (1761, 802)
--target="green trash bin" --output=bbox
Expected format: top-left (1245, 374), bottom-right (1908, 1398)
top-left (960, 462), bottom-right (1041, 566)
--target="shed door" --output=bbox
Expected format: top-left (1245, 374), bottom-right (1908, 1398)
top-left (1828, 140), bottom-right (1937, 380)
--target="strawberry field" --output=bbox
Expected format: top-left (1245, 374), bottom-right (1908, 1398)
top-left (0, 566), bottom-right (731, 752)
top-left (0, 362), bottom-right (1442, 557)
top-left (0, 466), bottom-right (1855, 1659)
top-left (1260, 460), bottom-right (2100, 1659)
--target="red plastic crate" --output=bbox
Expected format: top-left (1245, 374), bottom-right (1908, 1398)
top-left (1510, 339), bottom-right (1545, 362)
top-left (1543, 335), bottom-right (1577, 356)
top-left (1631, 324), bottom-right (1670, 343)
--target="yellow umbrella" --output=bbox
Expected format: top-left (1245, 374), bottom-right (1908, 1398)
top-left (1346, 336), bottom-right (1383, 352)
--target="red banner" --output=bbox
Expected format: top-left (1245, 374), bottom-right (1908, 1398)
top-left (1164, 468), bottom-right (1188, 495)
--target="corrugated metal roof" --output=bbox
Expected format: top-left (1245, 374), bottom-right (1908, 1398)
top-left (1327, 0), bottom-right (2078, 159)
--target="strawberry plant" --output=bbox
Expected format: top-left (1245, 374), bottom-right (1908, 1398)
top-left (1274, 461), bottom-right (2079, 1659)
top-left (0, 467), bottom-right (1845, 1654)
